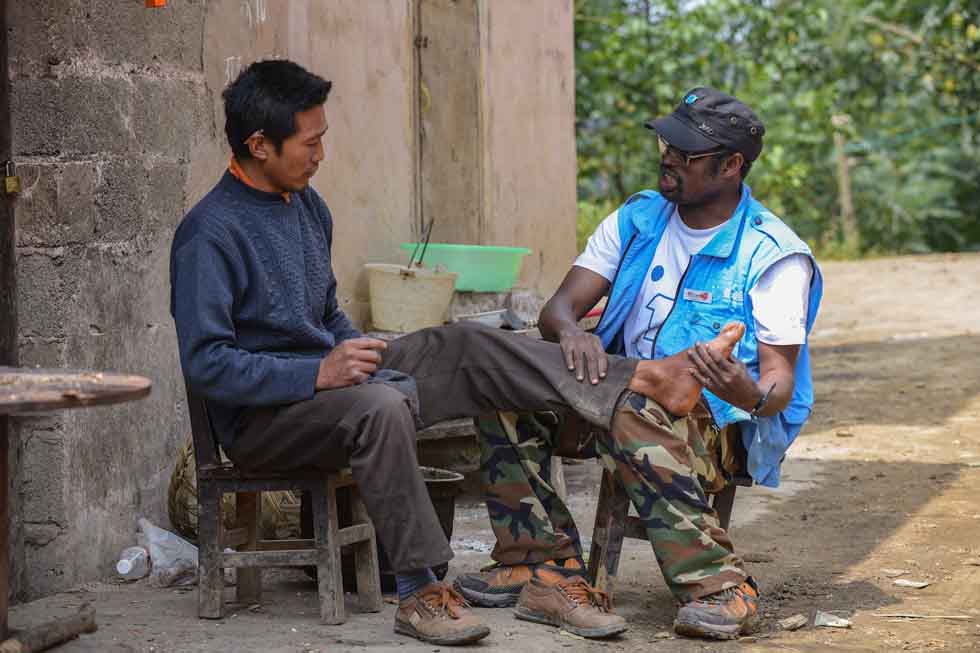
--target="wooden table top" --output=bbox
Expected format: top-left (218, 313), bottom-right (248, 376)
top-left (0, 367), bottom-right (152, 415)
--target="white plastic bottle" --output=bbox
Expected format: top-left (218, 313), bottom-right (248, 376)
top-left (116, 546), bottom-right (150, 580)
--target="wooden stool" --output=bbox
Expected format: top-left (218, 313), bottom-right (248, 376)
top-left (187, 390), bottom-right (383, 624)
top-left (586, 468), bottom-right (752, 597)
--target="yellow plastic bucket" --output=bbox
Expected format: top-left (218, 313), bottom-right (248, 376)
top-left (365, 263), bottom-right (458, 332)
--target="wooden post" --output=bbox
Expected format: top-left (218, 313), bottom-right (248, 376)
top-left (0, 0), bottom-right (16, 639)
top-left (832, 114), bottom-right (858, 248)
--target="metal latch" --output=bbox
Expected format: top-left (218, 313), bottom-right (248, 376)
top-left (4, 161), bottom-right (21, 196)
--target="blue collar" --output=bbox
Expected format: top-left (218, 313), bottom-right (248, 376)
top-left (690, 183), bottom-right (754, 260)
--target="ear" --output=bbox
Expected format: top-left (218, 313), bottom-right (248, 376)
top-left (722, 152), bottom-right (744, 179)
top-left (245, 133), bottom-right (269, 162)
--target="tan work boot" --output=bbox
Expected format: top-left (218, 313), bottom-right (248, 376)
top-left (673, 578), bottom-right (760, 640)
top-left (514, 576), bottom-right (628, 638)
top-left (454, 558), bottom-right (585, 607)
top-left (394, 582), bottom-right (491, 645)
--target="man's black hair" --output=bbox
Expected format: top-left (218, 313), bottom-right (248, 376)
top-left (222, 60), bottom-right (332, 160)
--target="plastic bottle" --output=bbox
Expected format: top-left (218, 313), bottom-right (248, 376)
top-left (116, 546), bottom-right (150, 580)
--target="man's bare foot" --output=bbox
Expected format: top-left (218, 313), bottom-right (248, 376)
top-left (628, 322), bottom-right (746, 416)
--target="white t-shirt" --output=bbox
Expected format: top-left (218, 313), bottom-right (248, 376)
top-left (574, 209), bottom-right (813, 359)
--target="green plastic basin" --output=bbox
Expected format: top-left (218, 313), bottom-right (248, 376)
top-left (399, 243), bottom-right (532, 292)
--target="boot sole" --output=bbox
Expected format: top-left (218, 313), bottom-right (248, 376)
top-left (673, 614), bottom-right (759, 641)
top-left (394, 621), bottom-right (491, 646)
top-left (453, 581), bottom-right (522, 608)
top-left (513, 605), bottom-right (628, 639)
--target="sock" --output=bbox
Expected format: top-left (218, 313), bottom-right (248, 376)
top-left (395, 568), bottom-right (438, 601)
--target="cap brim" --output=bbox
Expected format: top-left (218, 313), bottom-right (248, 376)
top-left (645, 115), bottom-right (720, 152)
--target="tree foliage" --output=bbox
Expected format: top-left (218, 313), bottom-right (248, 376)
top-left (575, 0), bottom-right (980, 255)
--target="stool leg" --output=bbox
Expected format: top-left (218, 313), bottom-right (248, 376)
top-left (551, 456), bottom-right (568, 501)
top-left (350, 485), bottom-right (383, 613)
top-left (711, 484), bottom-right (737, 531)
top-left (197, 483), bottom-right (225, 619)
top-left (587, 468), bottom-right (629, 597)
top-left (314, 478), bottom-right (346, 625)
top-left (235, 491), bottom-right (262, 605)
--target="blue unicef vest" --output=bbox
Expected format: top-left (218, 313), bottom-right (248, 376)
top-left (593, 185), bottom-right (823, 486)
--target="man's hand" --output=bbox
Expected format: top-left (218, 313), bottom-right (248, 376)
top-left (315, 337), bottom-right (388, 390)
top-left (687, 342), bottom-right (762, 411)
top-left (559, 327), bottom-right (608, 385)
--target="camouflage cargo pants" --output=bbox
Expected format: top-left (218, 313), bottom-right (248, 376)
top-left (477, 391), bottom-right (747, 601)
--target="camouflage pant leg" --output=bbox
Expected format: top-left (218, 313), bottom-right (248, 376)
top-left (597, 391), bottom-right (747, 602)
top-left (476, 411), bottom-right (583, 565)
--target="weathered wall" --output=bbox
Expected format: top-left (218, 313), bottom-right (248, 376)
top-left (478, 1), bottom-right (578, 293)
top-left (307, 1), bottom-right (419, 326)
top-left (416, 0), bottom-right (577, 294)
top-left (9, 0), bottom-right (215, 599)
top-left (6, 0), bottom-right (575, 600)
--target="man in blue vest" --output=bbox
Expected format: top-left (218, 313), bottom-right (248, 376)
top-left (455, 88), bottom-right (823, 640)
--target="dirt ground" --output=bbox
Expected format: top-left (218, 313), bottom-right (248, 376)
top-left (9, 253), bottom-right (980, 652)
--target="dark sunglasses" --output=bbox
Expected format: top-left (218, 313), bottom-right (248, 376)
top-left (657, 135), bottom-right (727, 167)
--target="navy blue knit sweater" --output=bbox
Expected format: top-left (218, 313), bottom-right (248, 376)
top-left (170, 171), bottom-right (360, 448)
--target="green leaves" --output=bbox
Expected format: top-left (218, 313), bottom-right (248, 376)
top-left (575, 0), bottom-right (980, 256)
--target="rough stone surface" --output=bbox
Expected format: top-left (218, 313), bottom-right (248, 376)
top-left (15, 162), bottom-right (97, 247)
top-left (9, 1), bottom-right (212, 602)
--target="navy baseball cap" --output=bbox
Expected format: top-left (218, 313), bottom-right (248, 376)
top-left (646, 87), bottom-right (765, 162)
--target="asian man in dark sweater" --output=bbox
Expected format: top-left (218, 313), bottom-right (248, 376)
top-left (170, 59), bottom-right (744, 645)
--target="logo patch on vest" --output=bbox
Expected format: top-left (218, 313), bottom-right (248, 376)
top-left (684, 289), bottom-right (712, 303)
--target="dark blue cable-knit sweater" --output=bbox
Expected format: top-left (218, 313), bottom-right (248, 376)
top-left (169, 171), bottom-right (361, 448)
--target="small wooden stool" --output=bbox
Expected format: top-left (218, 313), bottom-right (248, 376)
top-left (187, 390), bottom-right (383, 624)
top-left (586, 467), bottom-right (752, 597)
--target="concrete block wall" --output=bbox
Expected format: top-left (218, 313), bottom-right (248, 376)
top-left (8, 0), bottom-right (213, 599)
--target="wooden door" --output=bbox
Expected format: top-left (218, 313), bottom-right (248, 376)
top-left (415, 0), bottom-right (484, 245)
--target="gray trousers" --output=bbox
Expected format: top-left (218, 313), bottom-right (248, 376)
top-left (227, 322), bottom-right (637, 572)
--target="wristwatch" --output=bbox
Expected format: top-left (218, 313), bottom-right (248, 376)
top-left (749, 383), bottom-right (777, 418)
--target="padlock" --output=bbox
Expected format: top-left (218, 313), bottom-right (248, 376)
top-left (3, 161), bottom-right (21, 196)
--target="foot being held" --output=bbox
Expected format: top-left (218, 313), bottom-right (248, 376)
top-left (628, 321), bottom-right (745, 416)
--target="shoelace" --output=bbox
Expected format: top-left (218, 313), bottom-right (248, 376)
top-left (691, 583), bottom-right (754, 607)
top-left (557, 577), bottom-right (613, 612)
top-left (421, 584), bottom-right (470, 619)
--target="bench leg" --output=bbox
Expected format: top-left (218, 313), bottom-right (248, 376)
top-left (197, 484), bottom-right (225, 619)
top-left (315, 478), bottom-right (346, 625)
top-left (350, 485), bottom-right (383, 613)
top-left (587, 468), bottom-right (629, 598)
top-left (235, 491), bottom-right (262, 605)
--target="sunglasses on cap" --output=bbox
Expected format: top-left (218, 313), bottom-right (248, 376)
top-left (657, 135), bottom-right (727, 167)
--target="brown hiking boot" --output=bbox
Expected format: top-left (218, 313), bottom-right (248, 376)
top-left (673, 578), bottom-right (760, 640)
top-left (453, 558), bottom-right (585, 607)
top-left (513, 576), bottom-right (628, 638)
top-left (394, 582), bottom-right (490, 645)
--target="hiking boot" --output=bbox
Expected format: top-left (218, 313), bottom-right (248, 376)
top-left (673, 578), bottom-right (760, 640)
top-left (394, 582), bottom-right (490, 645)
top-left (453, 558), bottom-right (585, 607)
top-left (513, 576), bottom-right (628, 639)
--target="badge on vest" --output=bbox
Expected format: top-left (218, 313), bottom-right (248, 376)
top-left (683, 289), bottom-right (713, 303)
